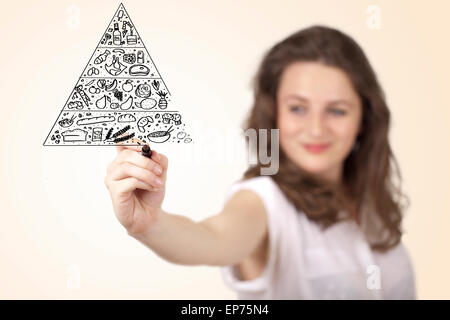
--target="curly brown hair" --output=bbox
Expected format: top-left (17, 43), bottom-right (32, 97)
top-left (241, 25), bottom-right (409, 252)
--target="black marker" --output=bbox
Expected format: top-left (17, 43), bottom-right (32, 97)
top-left (141, 144), bottom-right (152, 158)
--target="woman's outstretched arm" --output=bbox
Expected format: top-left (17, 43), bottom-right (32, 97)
top-left (105, 143), bottom-right (267, 267)
top-left (132, 189), bottom-right (267, 267)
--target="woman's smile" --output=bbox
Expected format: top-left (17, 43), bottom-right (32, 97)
top-left (302, 142), bottom-right (331, 154)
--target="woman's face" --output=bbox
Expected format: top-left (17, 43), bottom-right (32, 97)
top-left (276, 61), bottom-right (362, 183)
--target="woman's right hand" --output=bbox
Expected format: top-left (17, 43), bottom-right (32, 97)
top-left (104, 144), bottom-right (169, 237)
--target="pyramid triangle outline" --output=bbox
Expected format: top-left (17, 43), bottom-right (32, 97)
top-left (43, 3), bottom-right (193, 146)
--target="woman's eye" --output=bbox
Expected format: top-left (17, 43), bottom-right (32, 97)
top-left (289, 105), bottom-right (306, 114)
top-left (328, 108), bottom-right (347, 116)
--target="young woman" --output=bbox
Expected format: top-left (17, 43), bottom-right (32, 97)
top-left (104, 25), bottom-right (416, 299)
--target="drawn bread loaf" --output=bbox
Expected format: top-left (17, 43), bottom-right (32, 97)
top-left (61, 129), bottom-right (88, 142)
top-left (76, 115), bottom-right (116, 125)
top-left (118, 114), bottom-right (136, 122)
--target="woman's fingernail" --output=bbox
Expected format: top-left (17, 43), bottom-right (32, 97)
top-left (155, 177), bottom-right (162, 186)
top-left (154, 166), bottom-right (162, 175)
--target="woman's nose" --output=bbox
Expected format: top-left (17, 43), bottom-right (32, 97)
top-left (306, 112), bottom-right (325, 137)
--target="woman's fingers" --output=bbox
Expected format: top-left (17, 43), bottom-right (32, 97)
top-left (113, 149), bottom-right (164, 176)
top-left (110, 136), bottom-right (169, 189)
top-left (112, 177), bottom-right (154, 199)
top-left (150, 150), bottom-right (169, 172)
top-left (110, 162), bottom-right (164, 189)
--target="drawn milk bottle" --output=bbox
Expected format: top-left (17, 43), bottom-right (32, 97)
top-left (113, 23), bottom-right (122, 45)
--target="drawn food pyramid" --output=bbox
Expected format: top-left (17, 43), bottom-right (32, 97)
top-left (43, 3), bottom-right (192, 146)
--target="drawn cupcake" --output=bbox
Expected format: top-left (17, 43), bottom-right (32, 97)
top-left (162, 113), bottom-right (173, 124)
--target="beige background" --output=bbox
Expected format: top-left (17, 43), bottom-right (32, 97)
top-left (0, 0), bottom-right (449, 299)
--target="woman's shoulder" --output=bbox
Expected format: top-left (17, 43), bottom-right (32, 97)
top-left (375, 240), bottom-right (414, 267)
top-left (224, 175), bottom-right (296, 217)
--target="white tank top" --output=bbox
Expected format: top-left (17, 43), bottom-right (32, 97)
top-left (220, 176), bottom-right (416, 299)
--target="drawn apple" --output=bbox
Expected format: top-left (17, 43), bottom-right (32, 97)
top-left (122, 80), bottom-right (133, 92)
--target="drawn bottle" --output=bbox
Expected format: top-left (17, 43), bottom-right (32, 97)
top-left (113, 23), bottom-right (122, 45)
top-left (94, 50), bottom-right (110, 64)
top-left (137, 50), bottom-right (144, 63)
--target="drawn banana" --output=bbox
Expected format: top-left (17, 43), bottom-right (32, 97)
top-left (105, 79), bottom-right (118, 92)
